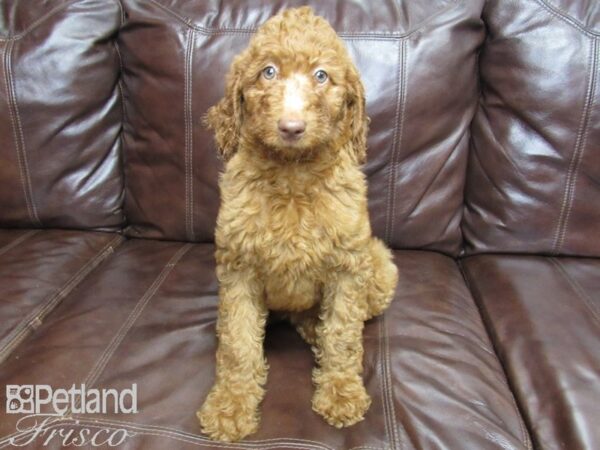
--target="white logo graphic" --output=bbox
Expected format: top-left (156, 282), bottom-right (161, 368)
top-left (3, 384), bottom-right (139, 447)
top-left (6, 385), bottom-right (35, 414)
top-left (5, 384), bottom-right (138, 415)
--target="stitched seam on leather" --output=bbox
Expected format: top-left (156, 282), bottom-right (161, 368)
top-left (0, 229), bottom-right (39, 258)
top-left (184, 29), bottom-right (196, 242)
top-left (556, 39), bottom-right (598, 253)
top-left (384, 40), bottom-right (406, 245)
top-left (10, 50), bottom-right (41, 226)
top-left (183, 32), bottom-right (427, 42)
top-left (82, 420), bottom-right (337, 449)
top-left (71, 244), bottom-right (193, 415)
top-left (0, 235), bottom-right (123, 359)
top-left (383, 41), bottom-right (401, 243)
top-left (0, 235), bottom-right (123, 363)
top-left (379, 318), bottom-right (393, 448)
top-left (381, 315), bottom-right (402, 449)
top-left (3, 40), bottom-right (41, 227)
top-left (392, 40), bottom-right (408, 246)
top-left (554, 38), bottom-right (598, 253)
top-left (0, 2), bottom-right (73, 42)
top-left (115, 0), bottom-right (126, 26)
top-left (534, 0), bottom-right (600, 37)
top-left (551, 258), bottom-right (600, 327)
top-left (146, 0), bottom-right (460, 40)
top-left (552, 38), bottom-right (598, 254)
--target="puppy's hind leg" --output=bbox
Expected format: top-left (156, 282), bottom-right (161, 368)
top-left (288, 306), bottom-right (320, 346)
top-left (366, 237), bottom-right (398, 320)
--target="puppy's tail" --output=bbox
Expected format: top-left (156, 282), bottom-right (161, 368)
top-left (366, 238), bottom-right (398, 320)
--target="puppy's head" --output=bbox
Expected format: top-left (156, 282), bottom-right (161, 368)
top-left (205, 7), bottom-right (368, 164)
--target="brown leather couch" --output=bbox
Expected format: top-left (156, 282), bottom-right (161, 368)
top-left (0, 1), bottom-right (598, 449)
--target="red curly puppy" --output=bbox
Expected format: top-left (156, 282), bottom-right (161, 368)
top-left (198, 7), bottom-right (398, 442)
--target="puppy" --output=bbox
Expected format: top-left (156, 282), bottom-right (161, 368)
top-left (198, 6), bottom-right (398, 442)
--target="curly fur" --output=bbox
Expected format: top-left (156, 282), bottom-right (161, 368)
top-left (197, 7), bottom-right (398, 442)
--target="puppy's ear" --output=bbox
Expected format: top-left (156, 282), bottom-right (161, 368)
top-left (346, 66), bottom-right (370, 165)
top-left (204, 56), bottom-right (244, 162)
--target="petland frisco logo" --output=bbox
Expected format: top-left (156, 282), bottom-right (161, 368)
top-left (4, 385), bottom-right (138, 447)
top-left (6, 384), bottom-right (138, 415)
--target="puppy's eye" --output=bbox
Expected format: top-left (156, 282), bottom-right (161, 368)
top-left (262, 66), bottom-right (277, 80)
top-left (314, 69), bottom-right (328, 84)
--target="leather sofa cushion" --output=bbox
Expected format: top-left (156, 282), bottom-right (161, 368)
top-left (0, 242), bottom-right (529, 449)
top-left (462, 254), bottom-right (600, 450)
top-left (462, 0), bottom-right (600, 256)
top-left (0, 0), bottom-right (125, 230)
top-left (0, 229), bottom-right (123, 364)
top-left (118, 0), bottom-right (485, 256)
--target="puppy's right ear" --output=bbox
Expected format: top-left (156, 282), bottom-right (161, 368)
top-left (203, 57), bottom-right (244, 162)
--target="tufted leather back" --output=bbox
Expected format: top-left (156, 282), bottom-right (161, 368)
top-left (2, 0), bottom-right (597, 259)
top-left (118, 0), bottom-right (485, 256)
top-left (462, 0), bottom-right (600, 257)
top-left (0, 0), bottom-right (124, 231)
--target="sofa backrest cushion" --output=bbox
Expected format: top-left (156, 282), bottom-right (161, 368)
top-left (119, 0), bottom-right (485, 256)
top-left (0, 0), bottom-right (124, 231)
top-left (462, 0), bottom-right (600, 256)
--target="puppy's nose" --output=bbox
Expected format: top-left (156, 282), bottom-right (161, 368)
top-left (278, 119), bottom-right (306, 140)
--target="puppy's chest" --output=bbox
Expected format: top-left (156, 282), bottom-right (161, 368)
top-left (244, 188), bottom-right (337, 267)
top-left (223, 178), bottom-right (353, 270)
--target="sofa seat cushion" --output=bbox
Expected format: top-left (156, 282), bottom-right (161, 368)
top-left (462, 255), bottom-right (600, 450)
top-left (0, 229), bottom-right (123, 364)
top-left (0, 242), bottom-right (530, 449)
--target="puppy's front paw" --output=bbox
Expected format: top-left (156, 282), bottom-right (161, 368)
top-left (312, 372), bottom-right (371, 428)
top-left (197, 383), bottom-right (262, 442)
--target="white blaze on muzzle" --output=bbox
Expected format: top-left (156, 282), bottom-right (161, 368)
top-left (282, 74), bottom-right (309, 117)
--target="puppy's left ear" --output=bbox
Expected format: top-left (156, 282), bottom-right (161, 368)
top-left (203, 55), bottom-right (244, 162)
top-left (346, 66), bottom-right (370, 165)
